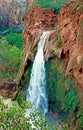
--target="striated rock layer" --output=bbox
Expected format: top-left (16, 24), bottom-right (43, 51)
top-left (0, 0), bottom-right (26, 29)
top-left (19, 1), bottom-right (83, 89)
top-left (57, 1), bottom-right (83, 88)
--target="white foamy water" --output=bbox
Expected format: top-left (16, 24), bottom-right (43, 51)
top-left (26, 31), bottom-right (50, 116)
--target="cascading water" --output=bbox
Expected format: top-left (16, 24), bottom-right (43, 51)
top-left (26, 31), bottom-right (49, 115)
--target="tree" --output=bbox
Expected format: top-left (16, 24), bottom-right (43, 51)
top-left (0, 42), bottom-right (23, 78)
top-left (6, 33), bottom-right (23, 48)
top-left (34, 0), bottom-right (68, 11)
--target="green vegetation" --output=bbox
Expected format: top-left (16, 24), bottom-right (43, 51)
top-left (34, 0), bottom-right (56, 8)
top-left (16, 64), bottom-right (32, 106)
top-left (0, 0), bottom-right (83, 128)
top-left (34, 0), bottom-right (69, 12)
top-left (46, 60), bottom-right (83, 129)
top-left (0, 98), bottom-right (58, 130)
top-left (0, 34), bottom-right (2, 39)
top-left (0, 41), bottom-right (23, 79)
top-left (76, 106), bottom-right (83, 130)
top-left (6, 33), bottom-right (23, 49)
top-left (0, 28), bottom-right (22, 36)
top-left (21, 65), bottom-right (32, 87)
top-left (55, 39), bottom-right (62, 47)
top-left (0, 73), bottom-right (10, 80)
top-left (0, 28), bottom-right (23, 80)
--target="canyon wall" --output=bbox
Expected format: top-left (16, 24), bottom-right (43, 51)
top-left (19, 1), bottom-right (83, 88)
top-left (0, 0), bottom-right (26, 29)
top-left (18, 2), bottom-right (83, 128)
top-left (57, 1), bottom-right (83, 88)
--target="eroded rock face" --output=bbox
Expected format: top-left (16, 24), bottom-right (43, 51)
top-left (18, 6), bottom-right (57, 81)
top-left (57, 1), bottom-right (83, 88)
top-left (0, 79), bottom-right (17, 99)
top-left (0, 0), bottom-right (26, 29)
top-left (19, 1), bottom-right (83, 88)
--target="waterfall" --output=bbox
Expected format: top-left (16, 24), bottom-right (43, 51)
top-left (26, 31), bottom-right (49, 115)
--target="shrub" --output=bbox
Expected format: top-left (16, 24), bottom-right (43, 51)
top-left (34, 0), bottom-right (56, 8)
top-left (34, 0), bottom-right (69, 12)
top-left (10, 29), bottom-right (22, 33)
top-left (6, 33), bottom-right (23, 48)
top-left (55, 39), bottom-right (62, 47)
top-left (0, 42), bottom-right (23, 79)
top-left (64, 83), bottom-right (78, 111)
top-left (76, 106), bottom-right (83, 130)
top-left (0, 99), bottom-right (57, 130)
top-left (45, 60), bottom-right (80, 128)
top-left (0, 28), bottom-right (22, 36)
top-left (0, 73), bottom-right (10, 80)
top-left (0, 34), bottom-right (2, 39)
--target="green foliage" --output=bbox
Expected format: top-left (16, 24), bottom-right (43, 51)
top-left (0, 99), bottom-right (57, 130)
top-left (16, 65), bottom-right (32, 102)
top-left (34, 0), bottom-right (56, 8)
top-left (6, 33), bottom-right (23, 48)
top-left (0, 42), bottom-right (23, 79)
top-left (0, 29), bottom-right (11, 36)
top-left (0, 28), bottom-right (22, 36)
top-left (54, 0), bottom-right (68, 10)
top-left (55, 39), bottom-right (62, 47)
top-left (9, 29), bottom-right (22, 34)
top-left (16, 90), bottom-right (26, 107)
top-left (21, 65), bottom-right (32, 87)
top-left (46, 60), bottom-right (79, 126)
top-left (34, 0), bottom-right (69, 11)
top-left (0, 27), bottom-right (8, 32)
top-left (56, 78), bottom-right (66, 100)
top-left (0, 73), bottom-right (10, 80)
top-left (55, 78), bottom-right (78, 114)
top-left (76, 106), bottom-right (83, 130)
top-left (64, 83), bottom-right (78, 111)
top-left (0, 34), bottom-right (2, 39)
top-left (61, 122), bottom-right (68, 130)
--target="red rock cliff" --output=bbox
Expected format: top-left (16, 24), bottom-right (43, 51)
top-left (19, 1), bottom-right (83, 88)
top-left (57, 1), bottom-right (83, 88)
top-left (18, 6), bottom-right (57, 82)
